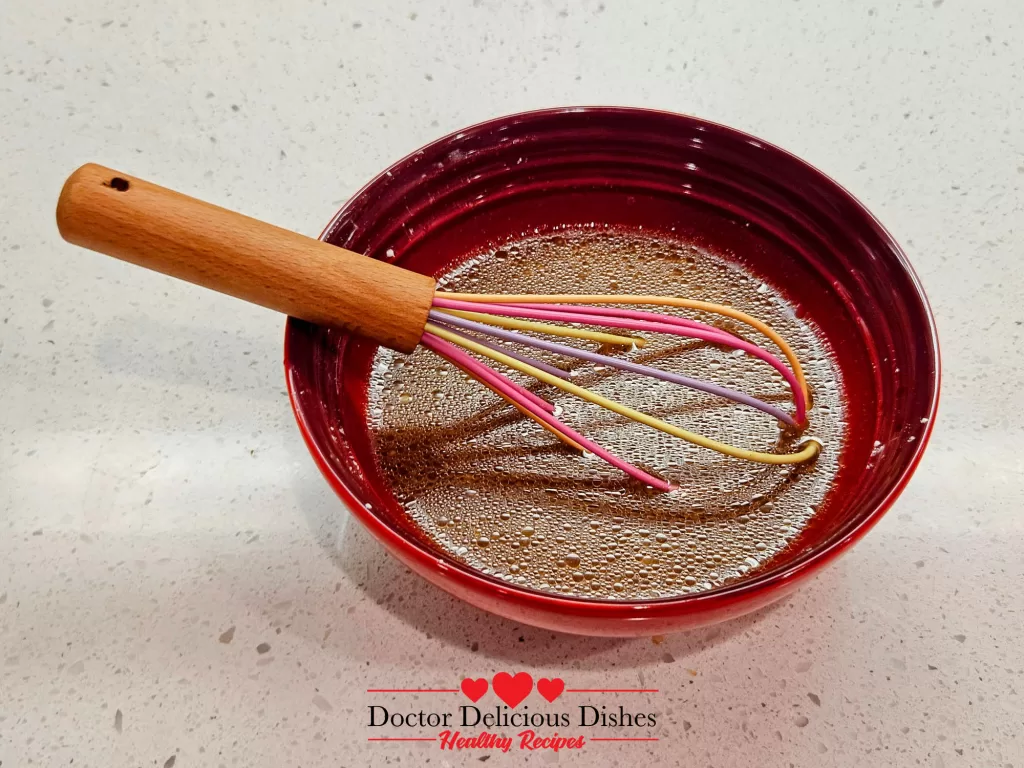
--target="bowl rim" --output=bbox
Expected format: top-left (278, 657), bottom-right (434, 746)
top-left (284, 105), bottom-right (941, 617)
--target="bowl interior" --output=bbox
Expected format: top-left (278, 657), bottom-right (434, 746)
top-left (285, 108), bottom-right (938, 607)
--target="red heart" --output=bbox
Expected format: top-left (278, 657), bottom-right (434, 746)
top-left (491, 672), bottom-right (533, 708)
top-left (460, 677), bottom-right (488, 703)
top-left (536, 677), bottom-right (565, 703)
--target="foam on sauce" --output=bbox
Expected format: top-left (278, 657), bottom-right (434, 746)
top-left (367, 229), bottom-right (845, 600)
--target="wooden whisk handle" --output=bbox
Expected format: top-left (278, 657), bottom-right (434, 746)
top-left (56, 163), bottom-right (436, 353)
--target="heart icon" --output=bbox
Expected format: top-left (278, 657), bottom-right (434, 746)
top-left (491, 672), bottom-right (533, 708)
top-left (460, 677), bottom-right (489, 703)
top-left (536, 677), bottom-right (565, 703)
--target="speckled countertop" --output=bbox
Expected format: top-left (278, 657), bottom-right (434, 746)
top-left (2, 1), bottom-right (1022, 766)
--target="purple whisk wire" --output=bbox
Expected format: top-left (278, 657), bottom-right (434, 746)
top-left (428, 310), bottom-right (798, 427)
top-left (431, 296), bottom-right (806, 422)
top-left (429, 320), bottom-right (570, 380)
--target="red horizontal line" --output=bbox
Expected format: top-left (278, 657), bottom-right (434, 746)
top-left (366, 689), bottom-right (459, 693)
top-left (591, 738), bottom-right (661, 741)
top-left (565, 689), bottom-right (660, 693)
top-left (368, 737), bottom-right (437, 741)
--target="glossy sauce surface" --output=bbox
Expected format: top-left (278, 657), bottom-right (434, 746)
top-left (367, 229), bottom-right (846, 600)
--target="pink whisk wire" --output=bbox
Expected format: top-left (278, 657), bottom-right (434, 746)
top-left (421, 333), bottom-right (674, 491)
top-left (431, 297), bottom-right (807, 422)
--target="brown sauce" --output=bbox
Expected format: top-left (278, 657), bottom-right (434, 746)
top-left (367, 229), bottom-right (845, 600)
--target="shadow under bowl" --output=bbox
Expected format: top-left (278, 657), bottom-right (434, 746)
top-left (284, 107), bottom-right (940, 637)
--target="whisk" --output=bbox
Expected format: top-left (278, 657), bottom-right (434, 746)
top-left (57, 164), bottom-right (820, 491)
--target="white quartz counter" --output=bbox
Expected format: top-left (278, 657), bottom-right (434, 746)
top-left (2, 1), bottom-right (1022, 765)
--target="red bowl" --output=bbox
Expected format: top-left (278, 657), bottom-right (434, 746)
top-left (284, 107), bottom-right (940, 636)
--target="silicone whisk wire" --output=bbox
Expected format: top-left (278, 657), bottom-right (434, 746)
top-left (425, 321), bottom-right (819, 467)
top-left (431, 299), bottom-right (806, 423)
top-left (416, 291), bottom-right (821, 488)
top-left (421, 332), bottom-right (672, 490)
top-left (438, 292), bottom-right (812, 406)
top-left (429, 310), bottom-right (798, 426)
top-left (430, 321), bottom-right (571, 380)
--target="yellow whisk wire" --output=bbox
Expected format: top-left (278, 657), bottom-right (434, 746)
top-left (425, 323), bottom-right (820, 465)
top-left (438, 293), bottom-right (811, 405)
top-left (434, 308), bottom-right (644, 348)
